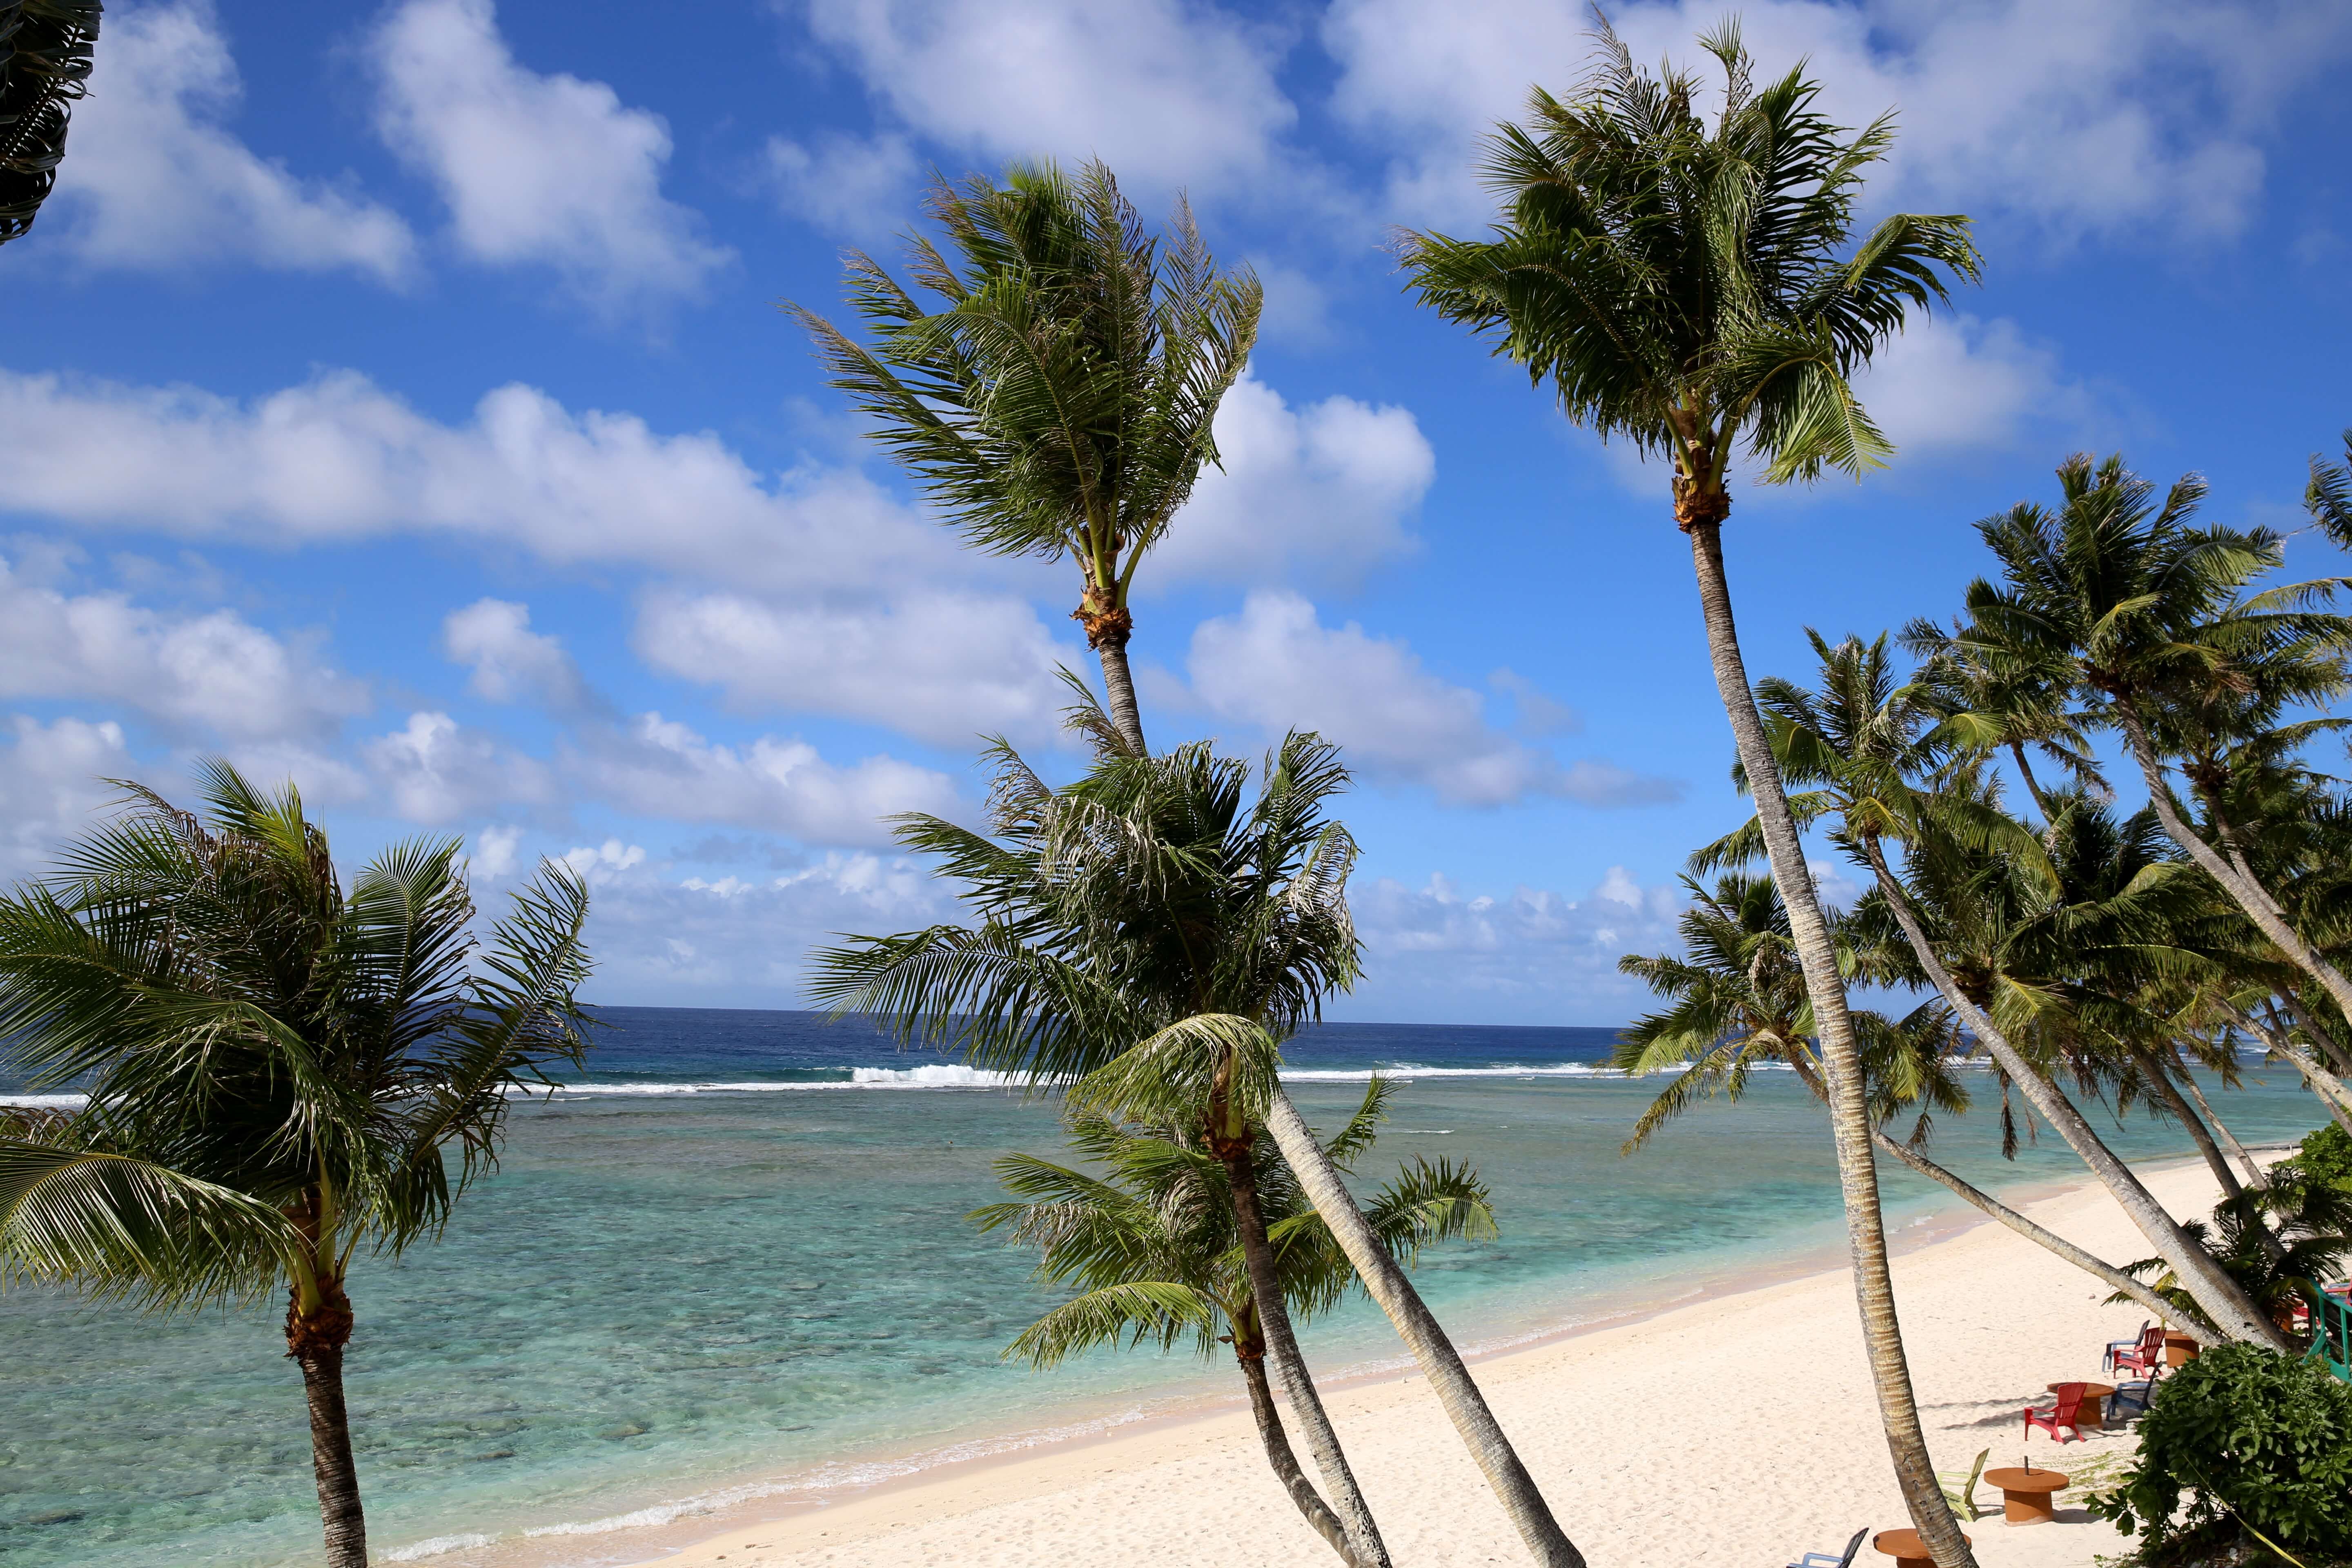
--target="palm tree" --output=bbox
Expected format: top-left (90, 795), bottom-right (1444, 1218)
top-left (1617, 870), bottom-right (2181, 1321)
top-left (973, 1083), bottom-right (1494, 1564)
top-left (2113, 1167), bottom-right (2352, 1341)
top-left (787, 159), bottom-right (1260, 757)
top-left (1717, 628), bottom-right (2286, 1345)
top-left (0, 762), bottom-right (596, 1568)
top-left (0, 0), bottom-right (100, 245)
top-left (811, 728), bottom-right (1584, 1566)
top-left (1399, 22), bottom-right (1982, 1561)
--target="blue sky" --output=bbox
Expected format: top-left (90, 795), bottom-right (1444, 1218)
top-left (3, 0), bottom-right (2349, 1022)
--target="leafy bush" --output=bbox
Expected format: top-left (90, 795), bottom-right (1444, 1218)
top-left (2281, 1124), bottom-right (2352, 1199)
top-left (2089, 1343), bottom-right (2352, 1564)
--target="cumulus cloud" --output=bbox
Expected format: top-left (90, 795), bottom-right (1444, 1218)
top-left (633, 589), bottom-right (1070, 747)
top-left (1153, 376), bottom-right (1434, 588)
top-left (800, 0), bottom-right (1296, 195)
top-left (1348, 865), bottom-right (1685, 1020)
top-left (0, 718), bottom-right (140, 880)
top-left (0, 555), bottom-right (366, 740)
top-left (443, 598), bottom-right (589, 709)
top-left (764, 130), bottom-right (921, 237)
top-left (1178, 592), bottom-right (1681, 808)
top-left (1850, 314), bottom-right (2094, 459)
top-left (46, 0), bottom-right (415, 280)
top-left (363, 711), bottom-right (559, 826)
top-left (569, 713), bottom-right (958, 846)
top-left (0, 368), bottom-right (949, 589)
top-left (1324, 0), bottom-right (2348, 240)
top-left (372, 0), bottom-right (731, 311)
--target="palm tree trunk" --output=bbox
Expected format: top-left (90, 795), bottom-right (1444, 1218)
top-left (1094, 635), bottom-right (1147, 759)
top-left (1261, 1088), bottom-right (1584, 1568)
top-left (2171, 1048), bottom-right (2265, 1187)
top-left (2136, 1051), bottom-right (2241, 1199)
top-left (286, 1279), bottom-right (368, 1568)
top-left (1869, 1129), bottom-right (2182, 1323)
top-left (2114, 704), bottom-right (2352, 1029)
top-left (1857, 842), bottom-right (2287, 1349)
top-left (1685, 519), bottom-right (1976, 1568)
top-left (2279, 993), bottom-right (2352, 1076)
top-left (1233, 1315), bottom-right (1357, 1564)
top-left (2225, 1003), bottom-right (2352, 1130)
top-left (1221, 1143), bottom-right (1390, 1568)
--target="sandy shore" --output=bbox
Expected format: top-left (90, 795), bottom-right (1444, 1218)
top-left (624, 1158), bottom-right (2237, 1568)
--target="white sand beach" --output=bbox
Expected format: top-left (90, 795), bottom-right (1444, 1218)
top-left (622, 1158), bottom-right (2239, 1568)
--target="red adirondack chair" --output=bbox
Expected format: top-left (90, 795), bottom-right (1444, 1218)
top-left (2025, 1381), bottom-right (2092, 1443)
top-left (2109, 1323), bottom-right (2166, 1377)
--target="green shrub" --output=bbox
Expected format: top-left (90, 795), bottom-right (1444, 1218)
top-left (2089, 1343), bottom-right (2352, 1564)
top-left (2282, 1124), bottom-right (2352, 1198)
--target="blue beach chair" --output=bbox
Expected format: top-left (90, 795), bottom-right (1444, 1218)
top-left (1788, 1528), bottom-right (1867, 1568)
top-left (2107, 1376), bottom-right (2158, 1421)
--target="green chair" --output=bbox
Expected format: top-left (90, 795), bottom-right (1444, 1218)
top-left (1938, 1448), bottom-right (1989, 1521)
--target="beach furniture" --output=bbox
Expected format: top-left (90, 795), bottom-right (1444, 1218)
top-left (2049, 1379), bottom-right (2114, 1429)
top-left (1982, 1465), bottom-right (2069, 1526)
top-left (1872, 1528), bottom-right (1967, 1568)
top-left (2312, 1287), bottom-right (2351, 1384)
top-left (1787, 1526), bottom-right (1868, 1567)
top-left (2162, 1331), bottom-right (2200, 1368)
top-left (1938, 1448), bottom-right (1989, 1521)
top-left (2106, 1377), bottom-right (2158, 1421)
top-left (2024, 1381), bottom-right (2093, 1443)
top-left (2103, 1320), bottom-right (2150, 1374)
top-left (2108, 1324), bottom-right (2165, 1377)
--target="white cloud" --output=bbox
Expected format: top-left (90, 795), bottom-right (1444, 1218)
top-left (371, 0), bottom-right (731, 311)
top-left (800, 0), bottom-right (1296, 194)
top-left (570, 713), bottom-right (957, 846)
top-left (0, 555), bottom-right (365, 740)
top-left (1178, 592), bottom-right (1681, 808)
top-left (1348, 866), bottom-right (1684, 1020)
top-left (764, 130), bottom-right (920, 237)
top-left (363, 711), bottom-right (558, 826)
top-left (443, 598), bottom-right (588, 709)
top-left (1850, 315), bottom-right (2090, 459)
top-left (633, 589), bottom-right (1070, 746)
top-left (46, 0), bottom-right (415, 280)
top-left (1324, 0), bottom-right (2350, 240)
top-left (0, 718), bottom-right (139, 880)
top-left (0, 368), bottom-right (950, 590)
top-left (1153, 376), bottom-right (1434, 588)
top-left (470, 823), bottom-right (526, 880)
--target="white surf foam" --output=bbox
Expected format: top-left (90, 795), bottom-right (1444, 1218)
top-left (382, 1532), bottom-right (493, 1560)
top-left (0, 1093), bottom-right (86, 1108)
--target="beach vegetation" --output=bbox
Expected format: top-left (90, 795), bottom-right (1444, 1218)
top-left (2089, 1343), bottom-right (2352, 1566)
top-left (0, 762), bottom-right (596, 1568)
top-left (973, 1082), bottom-right (1493, 1564)
top-left (0, 0), bottom-right (102, 246)
top-left (2280, 1124), bottom-right (2352, 1200)
top-left (1398, 20), bottom-right (1982, 1559)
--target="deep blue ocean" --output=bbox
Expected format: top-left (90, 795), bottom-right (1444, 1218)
top-left (1, 1009), bottom-right (2330, 1568)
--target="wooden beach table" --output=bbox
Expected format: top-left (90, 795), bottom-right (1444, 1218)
top-left (1982, 1466), bottom-right (2070, 1526)
top-left (2163, 1332), bottom-right (2201, 1367)
top-left (2049, 1380), bottom-right (2115, 1428)
top-left (1873, 1528), bottom-right (1968, 1567)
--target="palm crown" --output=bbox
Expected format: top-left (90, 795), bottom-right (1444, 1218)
top-left (1399, 20), bottom-right (1978, 519)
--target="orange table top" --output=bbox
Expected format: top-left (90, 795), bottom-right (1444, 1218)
top-left (1983, 1468), bottom-right (2069, 1493)
top-left (2049, 1382), bottom-right (2115, 1397)
top-left (1874, 1529), bottom-right (1969, 1556)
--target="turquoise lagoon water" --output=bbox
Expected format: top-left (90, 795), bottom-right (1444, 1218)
top-left (0, 1009), bottom-right (2330, 1567)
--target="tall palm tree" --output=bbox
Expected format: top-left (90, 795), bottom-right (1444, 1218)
top-left (788, 159), bottom-right (1260, 756)
top-left (1399, 22), bottom-right (1982, 1561)
top-left (1719, 628), bottom-right (2286, 1345)
top-left (811, 729), bottom-right (1584, 1566)
top-left (974, 1084), bottom-right (1494, 1564)
top-left (0, 0), bottom-right (100, 245)
top-left (1617, 870), bottom-right (2180, 1321)
top-left (0, 763), bottom-right (596, 1568)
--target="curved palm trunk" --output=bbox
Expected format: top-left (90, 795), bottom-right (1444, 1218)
top-left (2171, 1048), bottom-right (2266, 1187)
top-left (1212, 1085), bottom-right (1388, 1568)
top-left (1261, 1089), bottom-right (1584, 1568)
top-left (2114, 704), bottom-right (2352, 1029)
top-left (1858, 843), bottom-right (2287, 1349)
top-left (1076, 592), bottom-right (1148, 759)
top-left (1686, 519), bottom-right (1975, 1568)
top-left (2226, 1003), bottom-right (2352, 1131)
top-left (2136, 1051), bottom-right (2242, 1200)
top-left (1870, 1129), bottom-right (2183, 1323)
top-left (2279, 994), bottom-right (2352, 1076)
top-left (286, 1277), bottom-right (368, 1568)
top-left (1232, 1313), bottom-right (1356, 1564)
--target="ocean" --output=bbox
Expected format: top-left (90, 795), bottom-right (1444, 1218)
top-left (0, 1008), bottom-right (2329, 1567)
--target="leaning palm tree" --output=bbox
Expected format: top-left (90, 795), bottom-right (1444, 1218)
top-left (0, 0), bottom-right (101, 245)
top-left (0, 762), bottom-right (595, 1568)
top-left (975, 1084), bottom-right (1493, 1564)
top-left (787, 158), bottom-right (1260, 756)
top-left (1399, 21), bottom-right (1982, 1561)
top-left (813, 726), bottom-right (1583, 1566)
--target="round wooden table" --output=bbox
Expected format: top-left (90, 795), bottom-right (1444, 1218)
top-left (2049, 1380), bottom-right (2115, 1429)
top-left (1873, 1528), bottom-right (1969, 1567)
top-left (2164, 1332), bottom-right (2200, 1367)
top-left (1983, 1466), bottom-right (2070, 1526)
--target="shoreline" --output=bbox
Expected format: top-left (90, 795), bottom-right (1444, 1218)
top-left (386, 1149), bottom-right (2253, 1568)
